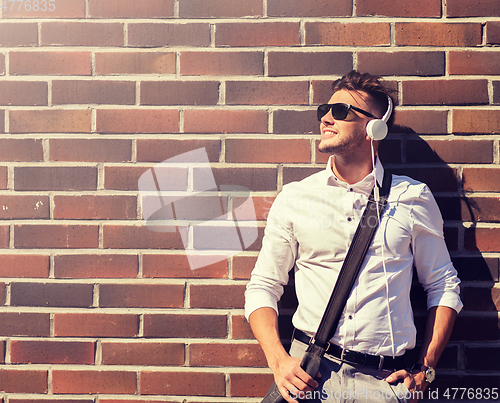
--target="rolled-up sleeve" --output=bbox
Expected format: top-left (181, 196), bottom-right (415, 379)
top-left (244, 191), bottom-right (298, 320)
top-left (411, 186), bottom-right (463, 313)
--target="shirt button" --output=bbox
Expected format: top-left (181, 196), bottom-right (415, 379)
top-left (347, 217), bottom-right (352, 222)
top-left (348, 315), bottom-right (353, 320)
top-left (349, 188), bottom-right (354, 192)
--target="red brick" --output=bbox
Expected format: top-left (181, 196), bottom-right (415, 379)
top-left (95, 52), bottom-right (176, 75)
top-left (0, 55), bottom-right (4, 75)
top-left (407, 139), bottom-right (493, 164)
top-left (14, 225), bottom-right (99, 249)
top-left (393, 110), bottom-right (448, 134)
top-left (190, 284), bottom-right (246, 309)
top-left (273, 110), bottom-right (318, 134)
top-left (463, 168), bottom-right (500, 192)
top-left (0, 110), bottom-right (4, 133)
top-left (3, 0), bottom-right (84, 18)
top-left (49, 139), bottom-right (132, 162)
top-left (0, 283), bottom-right (5, 305)
top-left (0, 313), bottom-right (50, 336)
top-left (54, 254), bottom-right (138, 278)
top-left (0, 23), bottom-right (38, 46)
top-left (11, 400), bottom-right (94, 403)
top-left (54, 313), bottom-right (139, 337)
top-left (106, 165), bottom-right (187, 191)
top-left (184, 110), bottom-right (267, 133)
top-left (9, 110), bottom-right (91, 133)
top-left (392, 167), bottom-right (458, 193)
top-left (453, 109), bottom-right (500, 134)
top-left (449, 51), bottom-right (500, 75)
top-left (0, 370), bottom-right (47, 393)
top-left (0, 139), bottom-right (43, 162)
top-left (41, 22), bottom-right (124, 46)
top-left (10, 340), bottom-right (95, 364)
top-left (451, 317), bottom-right (500, 341)
top-left (89, 0), bottom-right (174, 18)
top-left (100, 401), bottom-right (175, 403)
top-left (52, 80), bottom-right (135, 105)
top-left (0, 255), bottom-right (49, 278)
top-left (232, 196), bottom-right (274, 222)
top-left (190, 343), bottom-right (265, 367)
top-left (225, 139), bottom-right (310, 163)
top-left (143, 254), bottom-right (228, 279)
top-left (180, 51), bottom-right (263, 76)
top-left (395, 23), bottom-right (482, 46)
top-left (215, 22), bottom-right (300, 47)
top-left (14, 166), bottom-right (97, 191)
top-left (461, 197), bottom-right (500, 222)
top-left (487, 21), bottom-right (500, 45)
top-left (465, 346), bottom-right (500, 371)
top-left (403, 79), bottom-right (488, 106)
top-left (232, 315), bottom-right (255, 339)
top-left (179, 0), bottom-right (262, 17)
top-left (357, 0), bottom-right (441, 17)
top-left (0, 225), bottom-right (9, 248)
top-left (232, 255), bottom-right (258, 280)
top-left (268, 0), bottom-right (351, 16)
top-left (0, 167), bottom-right (6, 189)
top-left (359, 51), bottom-right (445, 77)
top-left (103, 225), bottom-right (184, 249)
top-left (101, 342), bottom-right (184, 366)
top-left (461, 286), bottom-right (500, 312)
top-left (143, 313), bottom-right (227, 338)
top-left (0, 81), bottom-right (47, 106)
top-left (136, 139), bottom-right (220, 163)
top-left (9, 51), bottom-right (91, 76)
top-left (226, 81), bottom-right (308, 105)
top-left (96, 109), bottom-right (178, 134)
top-left (52, 370), bottom-right (137, 394)
top-left (230, 373), bottom-right (274, 397)
top-left (447, 0), bottom-right (500, 17)
top-left (268, 51), bottom-right (352, 77)
top-left (465, 228), bottom-right (500, 253)
top-left (197, 167), bottom-right (277, 192)
top-left (11, 282), bottom-right (93, 307)
top-left (128, 23), bottom-right (210, 47)
top-left (0, 196), bottom-right (49, 219)
top-left (140, 371), bottom-right (225, 396)
top-left (54, 195), bottom-right (136, 220)
top-left (141, 81), bottom-right (220, 105)
top-left (99, 284), bottom-right (184, 308)
top-left (305, 22), bottom-right (390, 46)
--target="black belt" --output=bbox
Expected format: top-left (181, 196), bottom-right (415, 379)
top-left (293, 329), bottom-right (406, 371)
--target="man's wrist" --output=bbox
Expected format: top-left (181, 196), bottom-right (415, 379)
top-left (411, 363), bottom-right (436, 383)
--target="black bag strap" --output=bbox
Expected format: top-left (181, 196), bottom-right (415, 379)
top-left (312, 169), bottom-right (392, 347)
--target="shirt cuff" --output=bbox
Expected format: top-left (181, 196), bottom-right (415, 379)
top-left (244, 290), bottom-right (279, 321)
top-left (428, 293), bottom-right (463, 314)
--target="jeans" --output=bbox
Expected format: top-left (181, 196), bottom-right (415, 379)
top-left (289, 339), bottom-right (411, 403)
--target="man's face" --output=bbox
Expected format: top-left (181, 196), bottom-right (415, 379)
top-left (318, 89), bottom-right (377, 157)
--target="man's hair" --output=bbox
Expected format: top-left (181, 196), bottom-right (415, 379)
top-left (331, 70), bottom-right (396, 130)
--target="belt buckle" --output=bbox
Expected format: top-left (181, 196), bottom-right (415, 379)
top-left (340, 347), bottom-right (346, 362)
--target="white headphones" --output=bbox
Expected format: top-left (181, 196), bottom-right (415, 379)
top-left (366, 95), bottom-right (393, 141)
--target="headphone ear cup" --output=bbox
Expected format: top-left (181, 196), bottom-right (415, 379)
top-left (366, 119), bottom-right (388, 141)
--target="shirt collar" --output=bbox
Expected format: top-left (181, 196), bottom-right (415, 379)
top-left (325, 155), bottom-right (385, 194)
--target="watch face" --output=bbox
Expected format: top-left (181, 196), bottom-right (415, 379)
top-left (425, 367), bottom-right (436, 383)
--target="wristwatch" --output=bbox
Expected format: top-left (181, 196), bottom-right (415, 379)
top-left (411, 363), bottom-right (436, 383)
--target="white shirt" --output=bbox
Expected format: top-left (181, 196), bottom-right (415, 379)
top-left (245, 157), bottom-right (462, 357)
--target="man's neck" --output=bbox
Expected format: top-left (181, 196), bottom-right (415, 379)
top-left (331, 154), bottom-right (374, 185)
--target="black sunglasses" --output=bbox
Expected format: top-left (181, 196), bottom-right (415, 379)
top-left (317, 103), bottom-right (377, 122)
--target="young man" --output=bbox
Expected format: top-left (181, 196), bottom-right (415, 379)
top-left (245, 71), bottom-right (462, 403)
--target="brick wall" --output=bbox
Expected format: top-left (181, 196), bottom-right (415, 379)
top-left (0, 0), bottom-right (499, 402)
